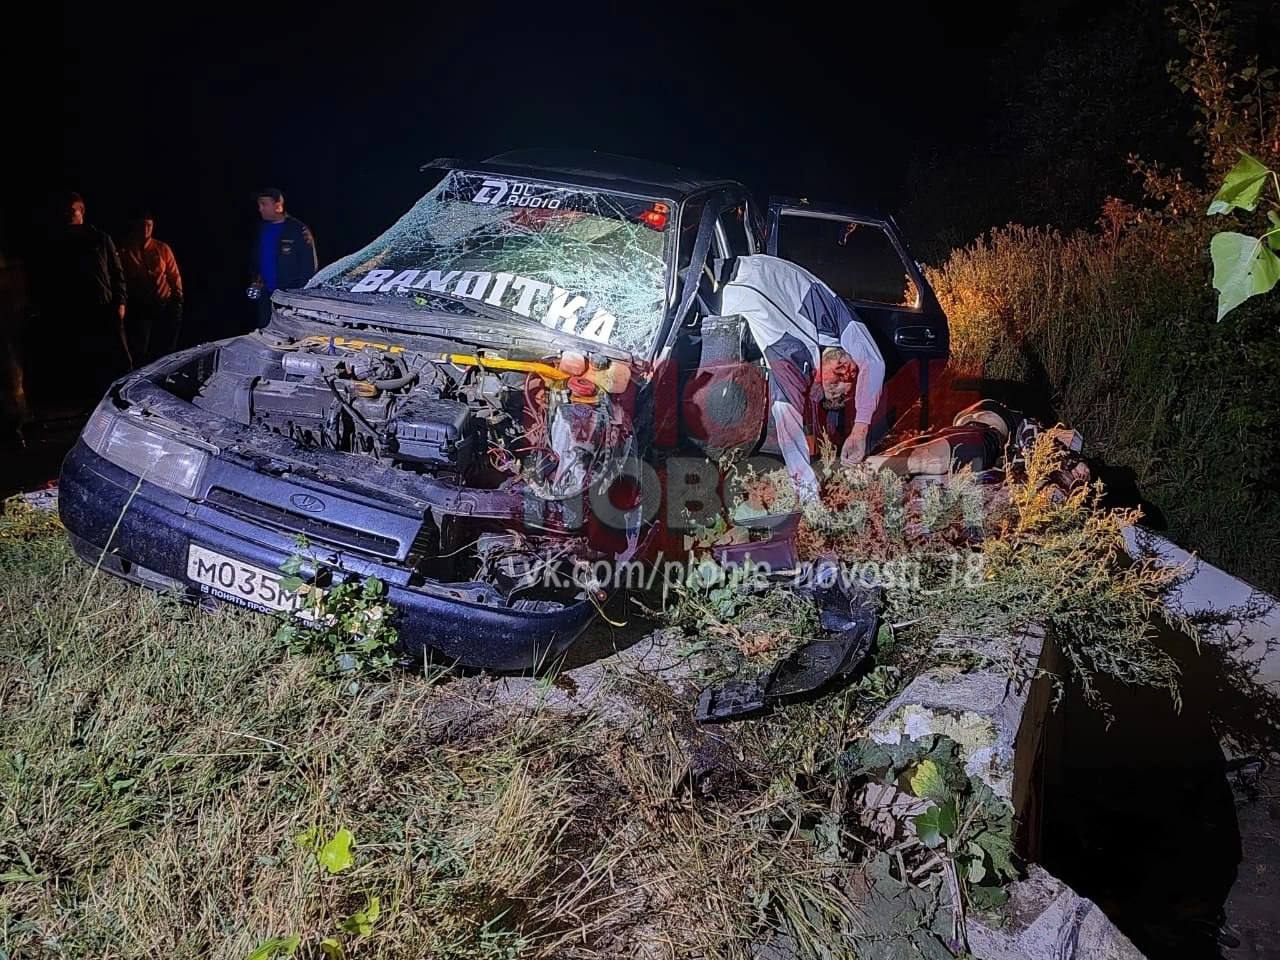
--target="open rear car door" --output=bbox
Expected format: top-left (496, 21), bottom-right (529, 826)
top-left (766, 198), bottom-right (949, 431)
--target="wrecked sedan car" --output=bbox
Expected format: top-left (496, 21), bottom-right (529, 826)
top-left (58, 150), bottom-right (949, 668)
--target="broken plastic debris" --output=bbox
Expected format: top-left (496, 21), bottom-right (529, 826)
top-left (695, 583), bottom-right (881, 723)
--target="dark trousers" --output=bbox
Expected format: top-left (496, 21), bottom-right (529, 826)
top-left (126, 300), bottom-right (183, 367)
top-left (254, 293), bottom-right (273, 330)
top-left (80, 307), bottom-right (131, 405)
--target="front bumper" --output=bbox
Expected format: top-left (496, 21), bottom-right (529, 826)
top-left (57, 441), bottom-right (596, 670)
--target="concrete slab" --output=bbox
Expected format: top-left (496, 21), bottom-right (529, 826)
top-left (1126, 527), bottom-right (1279, 687)
top-left (866, 633), bottom-right (1043, 802)
top-left (967, 866), bottom-right (1144, 960)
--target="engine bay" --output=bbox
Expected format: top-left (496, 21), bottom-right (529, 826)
top-left (183, 330), bottom-right (638, 503)
top-left (109, 325), bottom-right (652, 611)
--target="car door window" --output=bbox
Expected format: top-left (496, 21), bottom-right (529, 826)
top-left (717, 202), bottom-right (752, 257)
top-left (775, 213), bottom-right (919, 308)
top-left (677, 198), bottom-right (709, 271)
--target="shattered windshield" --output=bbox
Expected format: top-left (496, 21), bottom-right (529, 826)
top-left (309, 171), bottom-right (673, 354)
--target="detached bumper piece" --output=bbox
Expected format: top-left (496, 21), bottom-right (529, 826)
top-left (695, 582), bottom-right (881, 724)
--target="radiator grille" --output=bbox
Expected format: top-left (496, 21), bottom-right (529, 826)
top-left (205, 487), bottom-right (402, 559)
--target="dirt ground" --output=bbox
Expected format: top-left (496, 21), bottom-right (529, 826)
top-left (1224, 762), bottom-right (1280, 960)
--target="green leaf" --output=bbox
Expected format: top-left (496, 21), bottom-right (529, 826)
top-left (875, 622), bottom-right (894, 653)
top-left (244, 935), bottom-right (301, 960)
top-left (280, 576), bottom-right (304, 593)
top-left (1267, 211), bottom-right (1280, 251)
top-left (319, 938), bottom-right (345, 959)
top-left (294, 826), bottom-right (321, 852)
top-left (973, 827), bottom-right (1018, 882)
top-left (908, 759), bottom-right (949, 803)
top-left (967, 884), bottom-right (1009, 911)
top-left (318, 828), bottom-right (355, 874)
top-left (1207, 152), bottom-right (1272, 215)
top-left (966, 841), bottom-right (988, 884)
top-left (0, 868), bottom-right (47, 884)
top-left (909, 929), bottom-right (957, 960)
top-left (938, 799), bottom-right (958, 836)
top-left (280, 555), bottom-right (304, 576)
top-left (340, 895), bottom-right (381, 936)
top-left (1211, 231), bottom-right (1280, 320)
top-left (912, 799), bottom-right (956, 849)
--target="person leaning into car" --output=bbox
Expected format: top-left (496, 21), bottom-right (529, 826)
top-left (719, 254), bottom-right (885, 501)
top-left (248, 187), bottom-right (317, 329)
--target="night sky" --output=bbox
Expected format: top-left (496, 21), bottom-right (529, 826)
top-left (9, 0), bottom-right (1243, 337)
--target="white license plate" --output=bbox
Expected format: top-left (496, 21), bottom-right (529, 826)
top-left (187, 544), bottom-right (306, 616)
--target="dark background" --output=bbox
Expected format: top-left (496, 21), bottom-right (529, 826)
top-left (14, 0), bottom-right (1275, 344)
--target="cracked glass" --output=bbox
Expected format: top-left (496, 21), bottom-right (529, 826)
top-left (310, 171), bottom-right (673, 354)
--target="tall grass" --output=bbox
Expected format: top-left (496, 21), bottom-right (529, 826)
top-left (0, 523), bottom-right (615, 958)
top-left (0, 508), bottom-right (875, 959)
top-left (927, 218), bottom-right (1280, 593)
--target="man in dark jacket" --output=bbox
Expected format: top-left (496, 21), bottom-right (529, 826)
top-left (249, 187), bottom-right (317, 328)
top-left (44, 193), bottom-right (130, 401)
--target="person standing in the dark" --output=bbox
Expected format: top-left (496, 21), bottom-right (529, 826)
top-left (249, 188), bottom-right (317, 329)
top-left (43, 193), bottom-right (129, 400)
top-left (119, 212), bottom-right (183, 365)
top-left (0, 248), bottom-right (31, 446)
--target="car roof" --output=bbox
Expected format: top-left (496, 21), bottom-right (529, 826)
top-left (422, 149), bottom-right (743, 200)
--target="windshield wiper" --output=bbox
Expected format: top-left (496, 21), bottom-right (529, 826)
top-left (281, 288), bottom-right (636, 362)
top-left (276, 290), bottom-right (577, 355)
top-left (406, 287), bottom-right (531, 328)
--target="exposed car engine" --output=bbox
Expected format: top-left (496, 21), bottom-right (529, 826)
top-left (186, 332), bottom-right (636, 503)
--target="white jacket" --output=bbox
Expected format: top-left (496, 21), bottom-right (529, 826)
top-left (720, 255), bottom-right (885, 498)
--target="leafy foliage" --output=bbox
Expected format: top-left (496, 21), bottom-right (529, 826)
top-left (709, 439), bottom-right (1191, 716)
top-left (887, 436), bottom-right (1189, 716)
top-left (244, 936), bottom-right (301, 960)
top-left (912, 801), bottom-right (956, 850)
top-left (1131, 4), bottom-right (1280, 319)
top-left (0, 496), bottom-right (66, 575)
top-left (1211, 228), bottom-right (1280, 318)
top-left (908, 759), bottom-right (950, 805)
top-left (296, 826), bottom-right (356, 876)
top-left (842, 732), bottom-right (1020, 939)
top-left (1207, 153), bottom-right (1280, 318)
top-left (930, 215), bottom-right (1280, 595)
top-left (904, 746), bottom-right (1018, 900)
top-left (734, 459), bottom-right (987, 565)
top-left (929, 0), bottom-right (1280, 591)
top-left (667, 558), bottom-right (821, 668)
top-left (1131, 0), bottom-right (1278, 216)
top-left (339, 896), bottom-right (381, 937)
top-left (1207, 152), bottom-right (1274, 215)
top-left (274, 537), bottom-right (401, 680)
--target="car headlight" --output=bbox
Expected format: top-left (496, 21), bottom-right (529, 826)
top-left (81, 405), bottom-right (209, 498)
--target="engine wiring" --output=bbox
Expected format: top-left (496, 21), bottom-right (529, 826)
top-left (323, 374), bottom-right (387, 444)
